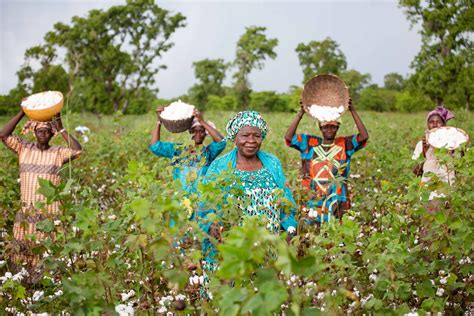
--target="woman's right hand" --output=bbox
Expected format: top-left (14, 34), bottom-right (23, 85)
top-left (155, 106), bottom-right (165, 121)
top-left (413, 163), bottom-right (423, 177)
top-left (421, 136), bottom-right (429, 157)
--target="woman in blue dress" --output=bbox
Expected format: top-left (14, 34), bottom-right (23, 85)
top-left (149, 106), bottom-right (226, 193)
top-left (199, 111), bottom-right (297, 269)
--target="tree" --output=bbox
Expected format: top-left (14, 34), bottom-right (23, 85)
top-left (340, 69), bottom-right (371, 101)
top-left (400, 0), bottom-right (473, 110)
top-left (188, 58), bottom-right (229, 108)
top-left (384, 72), bottom-right (405, 91)
top-left (233, 26), bottom-right (278, 109)
top-left (295, 37), bottom-right (347, 83)
top-left (14, 1), bottom-right (186, 114)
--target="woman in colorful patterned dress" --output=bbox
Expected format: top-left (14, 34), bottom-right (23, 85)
top-left (284, 98), bottom-right (368, 223)
top-left (199, 111), bottom-right (297, 268)
top-left (0, 109), bottom-right (82, 275)
top-left (149, 106), bottom-right (226, 193)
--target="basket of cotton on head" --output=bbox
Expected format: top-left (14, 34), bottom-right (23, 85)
top-left (302, 74), bottom-right (349, 123)
top-left (426, 126), bottom-right (469, 150)
top-left (21, 91), bottom-right (64, 122)
top-left (159, 100), bottom-right (195, 133)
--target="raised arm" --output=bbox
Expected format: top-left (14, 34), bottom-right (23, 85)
top-left (52, 114), bottom-right (82, 151)
top-left (348, 98), bottom-right (369, 143)
top-left (193, 109), bottom-right (224, 142)
top-left (150, 106), bottom-right (165, 145)
top-left (0, 109), bottom-right (25, 140)
top-left (284, 100), bottom-right (305, 144)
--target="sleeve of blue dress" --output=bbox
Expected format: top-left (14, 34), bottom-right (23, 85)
top-left (204, 140), bottom-right (227, 164)
top-left (148, 141), bottom-right (179, 158)
top-left (261, 151), bottom-right (298, 233)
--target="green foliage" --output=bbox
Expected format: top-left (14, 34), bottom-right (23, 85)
top-left (207, 95), bottom-right (239, 111)
top-left (358, 86), bottom-right (398, 112)
top-left (295, 37), bottom-right (347, 83)
top-left (395, 90), bottom-right (432, 112)
top-left (400, 0), bottom-right (473, 109)
top-left (249, 91), bottom-right (290, 112)
top-left (188, 59), bottom-right (229, 108)
top-left (7, 1), bottom-right (186, 114)
top-left (233, 26), bottom-right (278, 109)
top-left (384, 72), bottom-right (405, 91)
top-left (340, 69), bottom-right (371, 101)
top-left (0, 100), bottom-right (473, 313)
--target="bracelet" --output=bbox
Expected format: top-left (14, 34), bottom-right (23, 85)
top-left (59, 128), bottom-right (66, 134)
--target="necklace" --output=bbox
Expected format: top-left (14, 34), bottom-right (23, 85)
top-left (321, 142), bottom-right (334, 147)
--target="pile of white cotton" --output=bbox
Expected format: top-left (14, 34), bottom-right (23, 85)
top-left (21, 91), bottom-right (62, 110)
top-left (308, 104), bottom-right (345, 122)
top-left (160, 100), bottom-right (195, 120)
top-left (427, 127), bottom-right (469, 150)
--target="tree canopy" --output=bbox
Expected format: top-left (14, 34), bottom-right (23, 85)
top-left (233, 26), bottom-right (278, 109)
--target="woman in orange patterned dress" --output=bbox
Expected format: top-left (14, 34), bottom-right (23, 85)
top-left (0, 108), bottom-right (82, 274)
top-left (284, 98), bottom-right (368, 223)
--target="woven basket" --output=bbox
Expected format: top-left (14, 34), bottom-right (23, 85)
top-left (426, 126), bottom-right (469, 149)
top-left (302, 74), bottom-right (349, 113)
top-left (21, 91), bottom-right (64, 122)
top-left (159, 115), bottom-right (194, 133)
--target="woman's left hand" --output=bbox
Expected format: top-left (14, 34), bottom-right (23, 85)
top-left (52, 113), bottom-right (64, 131)
top-left (348, 98), bottom-right (354, 112)
top-left (193, 109), bottom-right (204, 122)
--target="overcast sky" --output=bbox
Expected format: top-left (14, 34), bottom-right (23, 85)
top-left (0, 0), bottom-right (421, 99)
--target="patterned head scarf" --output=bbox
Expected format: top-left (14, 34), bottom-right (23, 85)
top-left (426, 106), bottom-right (454, 123)
top-left (21, 120), bottom-right (58, 135)
top-left (189, 118), bottom-right (216, 135)
top-left (226, 111), bottom-right (268, 141)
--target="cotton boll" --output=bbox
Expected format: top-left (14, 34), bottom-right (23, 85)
top-left (21, 91), bottom-right (62, 110)
top-left (160, 100), bottom-right (195, 120)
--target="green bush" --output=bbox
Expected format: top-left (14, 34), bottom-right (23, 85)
top-left (395, 91), bottom-right (433, 112)
top-left (358, 87), bottom-right (398, 112)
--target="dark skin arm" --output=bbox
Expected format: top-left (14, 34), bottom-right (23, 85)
top-left (413, 136), bottom-right (428, 176)
top-left (0, 109), bottom-right (25, 141)
top-left (150, 106), bottom-right (165, 145)
top-left (348, 98), bottom-right (369, 143)
top-left (51, 113), bottom-right (82, 151)
top-left (193, 109), bottom-right (224, 142)
top-left (284, 100), bottom-right (305, 144)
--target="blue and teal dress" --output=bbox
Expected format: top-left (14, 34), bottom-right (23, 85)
top-left (198, 148), bottom-right (297, 268)
top-left (149, 140), bottom-right (226, 193)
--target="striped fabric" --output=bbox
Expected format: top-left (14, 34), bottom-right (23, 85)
top-left (3, 135), bottom-right (81, 267)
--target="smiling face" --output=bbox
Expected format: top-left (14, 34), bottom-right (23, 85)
top-left (427, 114), bottom-right (445, 130)
top-left (34, 127), bottom-right (53, 145)
top-left (234, 126), bottom-right (262, 158)
top-left (319, 123), bottom-right (339, 142)
top-left (191, 126), bottom-right (206, 145)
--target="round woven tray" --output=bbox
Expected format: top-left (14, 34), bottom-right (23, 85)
top-left (159, 115), bottom-right (194, 133)
top-left (426, 126), bottom-right (469, 149)
top-left (302, 74), bottom-right (349, 113)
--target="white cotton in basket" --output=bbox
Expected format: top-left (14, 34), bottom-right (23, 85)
top-left (427, 127), bottom-right (468, 150)
top-left (308, 104), bottom-right (345, 122)
top-left (160, 100), bottom-right (195, 120)
top-left (21, 91), bottom-right (62, 110)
